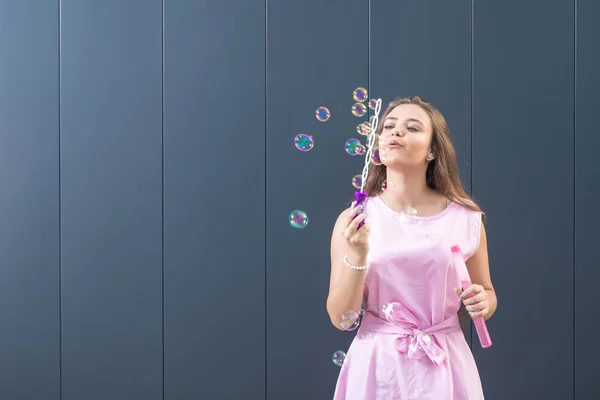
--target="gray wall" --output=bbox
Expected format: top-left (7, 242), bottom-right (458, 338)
top-left (0, 0), bottom-right (596, 399)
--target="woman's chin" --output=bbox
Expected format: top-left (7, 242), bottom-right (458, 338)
top-left (382, 159), bottom-right (422, 171)
top-left (380, 155), bottom-right (404, 167)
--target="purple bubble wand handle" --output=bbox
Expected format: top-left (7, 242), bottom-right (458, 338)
top-left (351, 98), bottom-right (383, 228)
top-left (352, 190), bottom-right (368, 228)
top-left (451, 245), bottom-right (492, 349)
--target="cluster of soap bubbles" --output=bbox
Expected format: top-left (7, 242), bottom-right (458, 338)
top-left (345, 87), bottom-right (372, 157)
top-left (296, 87), bottom-right (378, 158)
top-left (345, 87), bottom-right (384, 195)
top-left (288, 87), bottom-right (381, 368)
top-left (330, 309), bottom-right (362, 367)
top-left (290, 87), bottom-right (382, 231)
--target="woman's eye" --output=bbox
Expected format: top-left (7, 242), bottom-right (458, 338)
top-left (383, 125), bottom-right (393, 130)
top-left (407, 126), bottom-right (418, 132)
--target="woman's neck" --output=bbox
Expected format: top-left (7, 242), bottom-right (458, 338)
top-left (380, 168), bottom-right (436, 210)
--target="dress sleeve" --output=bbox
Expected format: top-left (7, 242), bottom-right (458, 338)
top-left (465, 210), bottom-right (484, 261)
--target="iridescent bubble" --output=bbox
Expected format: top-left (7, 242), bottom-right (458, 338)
top-left (294, 134), bottom-right (314, 152)
top-left (400, 206), bottom-right (418, 217)
top-left (289, 210), bottom-right (308, 228)
top-left (345, 138), bottom-right (362, 156)
top-left (332, 350), bottom-right (346, 367)
top-left (397, 206), bottom-right (418, 224)
top-left (352, 175), bottom-right (362, 189)
top-left (351, 103), bottom-right (367, 117)
top-left (353, 87), bottom-right (368, 102)
top-left (370, 133), bottom-right (381, 149)
top-left (381, 180), bottom-right (387, 192)
top-left (316, 106), bottom-right (330, 122)
top-left (357, 121), bottom-right (372, 136)
top-left (356, 123), bottom-right (367, 136)
top-left (368, 99), bottom-right (378, 110)
top-left (356, 144), bottom-right (366, 156)
top-left (340, 310), bottom-right (360, 330)
top-left (420, 332), bottom-right (431, 343)
top-left (358, 329), bottom-right (375, 342)
top-left (370, 149), bottom-right (382, 165)
top-left (381, 303), bottom-right (389, 314)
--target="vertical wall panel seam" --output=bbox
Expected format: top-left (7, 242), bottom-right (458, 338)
top-left (573, 0), bottom-right (577, 397)
top-left (161, 0), bottom-right (166, 398)
top-left (264, 0), bottom-right (269, 398)
top-left (368, 0), bottom-right (371, 111)
top-left (58, 0), bottom-right (63, 398)
top-left (470, 0), bottom-right (475, 348)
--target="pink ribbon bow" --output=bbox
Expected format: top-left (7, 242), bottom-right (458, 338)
top-left (384, 302), bottom-right (449, 365)
top-left (360, 302), bottom-right (460, 366)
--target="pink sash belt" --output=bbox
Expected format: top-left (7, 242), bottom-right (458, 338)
top-left (360, 302), bottom-right (460, 366)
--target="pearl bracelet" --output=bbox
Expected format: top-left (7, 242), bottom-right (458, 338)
top-left (343, 255), bottom-right (368, 271)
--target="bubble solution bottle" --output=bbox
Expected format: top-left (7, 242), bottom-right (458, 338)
top-left (451, 244), bottom-right (492, 348)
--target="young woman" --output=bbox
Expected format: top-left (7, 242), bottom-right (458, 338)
top-left (327, 96), bottom-right (497, 399)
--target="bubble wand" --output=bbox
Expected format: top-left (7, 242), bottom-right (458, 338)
top-left (353, 98), bottom-right (383, 227)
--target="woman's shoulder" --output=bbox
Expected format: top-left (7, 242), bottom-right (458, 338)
top-left (447, 198), bottom-right (485, 259)
top-left (450, 197), bottom-right (484, 217)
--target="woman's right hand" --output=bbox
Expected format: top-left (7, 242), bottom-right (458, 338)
top-left (341, 204), bottom-right (371, 258)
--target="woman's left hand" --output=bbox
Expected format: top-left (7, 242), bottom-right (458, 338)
top-left (454, 285), bottom-right (489, 318)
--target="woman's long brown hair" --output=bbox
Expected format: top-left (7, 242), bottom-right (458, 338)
top-left (363, 96), bottom-right (484, 220)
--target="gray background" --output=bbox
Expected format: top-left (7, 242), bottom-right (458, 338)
top-left (0, 0), bottom-right (596, 399)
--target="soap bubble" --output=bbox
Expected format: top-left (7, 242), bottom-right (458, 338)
top-left (340, 310), bottom-right (360, 330)
top-left (358, 329), bottom-right (376, 342)
top-left (381, 180), bottom-right (387, 192)
top-left (316, 106), bottom-right (330, 122)
top-left (294, 134), bottom-right (314, 152)
top-left (400, 206), bottom-right (418, 217)
top-left (352, 175), bottom-right (362, 189)
top-left (332, 351), bottom-right (346, 367)
top-left (369, 133), bottom-right (380, 149)
top-left (397, 207), bottom-right (419, 224)
top-left (289, 210), bottom-right (308, 228)
top-left (370, 149), bottom-right (382, 165)
top-left (356, 123), bottom-right (366, 135)
top-left (367, 133), bottom-right (384, 150)
top-left (357, 121), bottom-right (372, 136)
top-left (381, 303), bottom-right (389, 314)
top-left (368, 99), bottom-right (378, 110)
top-left (353, 87), bottom-right (368, 102)
top-left (356, 144), bottom-right (366, 156)
top-left (351, 103), bottom-right (367, 117)
top-left (345, 138), bottom-right (363, 156)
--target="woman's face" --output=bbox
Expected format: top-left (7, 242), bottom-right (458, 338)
top-left (378, 104), bottom-right (434, 168)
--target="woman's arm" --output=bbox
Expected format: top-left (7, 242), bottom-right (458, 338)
top-left (465, 220), bottom-right (497, 321)
top-left (326, 207), bottom-right (369, 330)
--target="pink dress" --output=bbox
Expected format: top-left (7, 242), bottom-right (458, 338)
top-left (333, 195), bottom-right (485, 399)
